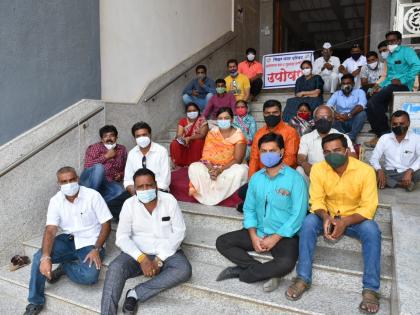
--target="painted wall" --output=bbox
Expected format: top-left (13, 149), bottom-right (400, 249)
top-left (370, 0), bottom-right (391, 51)
top-left (100, 0), bottom-right (234, 103)
top-left (0, 0), bottom-right (101, 145)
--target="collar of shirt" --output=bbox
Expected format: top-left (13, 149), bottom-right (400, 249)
top-left (263, 120), bottom-right (287, 132)
top-left (314, 128), bottom-right (341, 139)
top-left (133, 142), bottom-right (158, 155)
top-left (391, 130), bottom-right (412, 142)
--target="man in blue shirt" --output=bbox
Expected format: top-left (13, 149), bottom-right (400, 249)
top-left (182, 65), bottom-right (216, 111)
top-left (327, 74), bottom-right (367, 142)
top-left (215, 133), bottom-right (308, 291)
top-left (366, 31), bottom-right (420, 147)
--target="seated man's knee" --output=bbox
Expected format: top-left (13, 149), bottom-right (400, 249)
top-left (299, 214), bottom-right (321, 235)
top-left (274, 257), bottom-right (297, 274)
top-left (176, 259), bottom-right (192, 282)
top-left (79, 266), bottom-right (100, 285)
top-left (92, 163), bottom-right (105, 174)
top-left (216, 234), bottom-right (229, 252)
top-left (359, 220), bottom-right (381, 240)
top-left (182, 94), bottom-right (192, 104)
top-left (32, 250), bottom-right (42, 265)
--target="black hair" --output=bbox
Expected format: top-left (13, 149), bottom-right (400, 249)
top-left (321, 133), bottom-right (348, 149)
top-left (391, 110), bottom-right (410, 122)
top-left (386, 31), bottom-right (402, 40)
top-left (378, 40), bottom-right (388, 49)
top-left (216, 107), bottom-right (234, 118)
top-left (133, 168), bottom-right (156, 183)
top-left (196, 65), bottom-right (207, 73)
top-left (215, 78), bottom-right (226, 85)
top-left (99, 125), bottom-right (118, 138)
top-left (351, 43), bottom-right (362, 50)
top-left (341, 73), bottom-right (355, 83)
top-left (263, 99), bottom-right (282, 112)
top-left (131, 121), bottom-right (152, 137)
top-left (185, 102), bottom-right (200, 114)
top-left (246, 47), bottom-right (256, 55)
top-left (235, 99), bottom-right (248, 108)
top-left (366, 51), bottom-right (378, 59)
top-left (258, 132), bottom-right (285, 150)
top-left (227, 59), bottom-right (238, 67)
top-left (300, 60), bottom-right (312, 69)
top-left (298, 102), bottom-right (311, 111)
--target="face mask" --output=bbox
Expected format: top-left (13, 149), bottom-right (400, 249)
top-left (351, 53), bottom-right (361, 61)
top-left (325, 152), bottom-right (347, 169)
top-left (61, 182), bottom-right (79, 197)
top-left (341, 84), bottom-right (353, 94)
top-left (136, 136), bottom-right (151, 148)
top-left (197, 73), bottom-right (206, 80)
top-left (297, 112), bottom-right (311, 121)
top-left (104, 143), bottom-right (116, 150)
top-left (229, 70), bottom-right (238, 76)
top-left (264, 115), bottom-right (281, 128)
top-left (314, 118), bottom-right (332, 134)
top-left (216, 87), bottom-right (226, 94)
top-left (367, 61), bottom-right (378, 70)
top-left (388, 44), bottom-right (398, 53)
top-left (217, 119), bottom-right (231, 129)
top-left (247, 53), bottom-right (255, 61)
top-left (260, 152), bottom-right (283, 168)
top-left (236, 108), bottom-right (247, 116)
top-left (302, 68), bottom-right (311, 76)
top-left (380, 51), bottom-right (389, 60)
top-left (187, 111), bottom-right (199, 120)
top-left (136, 189), bottom-right (157, 204)
top-left (392, 125), bottom-right (408, 136)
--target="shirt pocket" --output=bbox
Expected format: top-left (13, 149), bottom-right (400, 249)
top-left (269, 191), bottom-right (292, 214)
top-left (80, 209), bottom-right (97, 227)
top-left (160, 221), bottom-right (173, 238)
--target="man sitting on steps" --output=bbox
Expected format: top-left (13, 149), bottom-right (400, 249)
top-left (370, 110), bottom-right (420, 191)
top-left (286, 133), bottom-right (381, 314)
top-left (24, 166), bottom-right (112, 315)
top-left (215, 133), bottom-right (307, 292)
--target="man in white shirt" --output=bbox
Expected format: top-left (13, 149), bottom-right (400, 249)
top-left (370, 110), bottom-right (420, 191)
top-left (25, 167), bottom-right (112, 315)
top-left (101, 168), bottom-right (191, 314)
top-left (297, 105), bottom-right (355, 182)
top-left (313, 42), bottom-right (341, 93)
top-left (339, 43), bottom-right (367, 89)
top-left (124, 122), bottom-right (171, 194)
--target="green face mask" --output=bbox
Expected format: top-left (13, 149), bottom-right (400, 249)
top-left (216, 87), bottom-right (226, 94)
top-left (325, 152), bottom-right (347, 168)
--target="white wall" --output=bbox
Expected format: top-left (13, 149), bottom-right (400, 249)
top-left (100, 0), bottom-right (234, 103)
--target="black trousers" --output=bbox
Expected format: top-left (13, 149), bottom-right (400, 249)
top-left (216, 229), bottom-right (299, 283)
top-left (250, 78), bottom-right (263, 97)
top-left (366, 84), bottom-right (409, 137)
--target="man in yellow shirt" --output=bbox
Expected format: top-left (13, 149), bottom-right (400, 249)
top-left (285, 133), bottom-right (381, 314)
top-left (225, 59), bottom-right (250, 101)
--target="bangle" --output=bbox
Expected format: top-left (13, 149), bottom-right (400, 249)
top-left (137, 254), bottom-right (146, 264)
top-left (40, 256), bottom-right (51, 262)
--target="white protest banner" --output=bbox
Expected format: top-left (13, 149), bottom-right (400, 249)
top-left (263, 51), bottom-right (314, 89)
top-left (402, 103), bottom-right (420, 135)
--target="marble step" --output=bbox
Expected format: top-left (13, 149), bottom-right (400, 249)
top-left (0, 258), bottom-right (391, 315)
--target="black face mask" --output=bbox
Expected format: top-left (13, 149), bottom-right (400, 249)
top-left (392, 125), bottom-right (408, 136)
top-left (264, 115), bottom-right (281, 128)
top-left (315, 118), bottom-right (333, 134)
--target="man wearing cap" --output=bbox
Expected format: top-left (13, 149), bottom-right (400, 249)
top-left (313, 43), bottom-right (341, 94)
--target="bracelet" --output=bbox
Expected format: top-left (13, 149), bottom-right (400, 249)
top-left (40, 256), bottom-right (51, 262)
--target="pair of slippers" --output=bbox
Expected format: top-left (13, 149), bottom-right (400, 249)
top-left (10, 255), bottom-right (30, 271)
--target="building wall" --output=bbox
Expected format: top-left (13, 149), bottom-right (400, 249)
top-left (0, 0), bottom-right (101, 145)
top-left (100, 0), bottom-right (234, 103)
top-left (370, 0), bottom-right (391, 51)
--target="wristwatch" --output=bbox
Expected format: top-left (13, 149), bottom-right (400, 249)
top-left (155, 257), bottom-right (163, 267)
top-left (347, 112), bottom-right (353, 119)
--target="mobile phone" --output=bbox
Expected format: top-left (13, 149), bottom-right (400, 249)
top-left (327, 223), bottom-right (335, 235)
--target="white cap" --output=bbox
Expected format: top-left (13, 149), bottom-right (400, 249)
top-left (323, 42), bottom-right (332, 49)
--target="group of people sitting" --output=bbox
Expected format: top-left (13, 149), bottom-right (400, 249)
top-left (24, 31), bottom-right (420, 315)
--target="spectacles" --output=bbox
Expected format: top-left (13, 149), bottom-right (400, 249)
top-left (142, 156), bottom-right (146, 169)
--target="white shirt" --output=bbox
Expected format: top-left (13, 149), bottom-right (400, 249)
top-left (370, 131), bottom-right (420, 172)
top-left (342, 55), bottom-right (367, 73)
top-left (298, 128), bottom-right (355, 164)
top-left (313, 56), bottom-right (341, 76)
top-left (124, 142), bottom-right (171, 190)
top-left (116, 192), bottom-right (186, 261)
top-left (46, 186), bottom-right (113, 250)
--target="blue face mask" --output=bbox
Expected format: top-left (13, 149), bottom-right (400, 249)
top-left (260, 152), bottom-right (283, 168)
top-left (136, 188), bottom-right (157, 204)
top-left (217, 119), bottom-right (231, 129)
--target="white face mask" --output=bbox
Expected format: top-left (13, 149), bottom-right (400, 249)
top-left (367, 61), bottom-right (378, 70)
top-left (186, 111), bottom-right (199, 120)
top-left (388, 44), bottom-right (398, 53)
top-left (104, 143), bottom-right (116, 150)
top-left (247, 53), bottom-right (255, 61)
top-left (136, 136), bottom-right (151, 148)
top-left (61, 182), bottom-right (79, 197)
top-left (302, 68), bottom-right (311, 76)
top-left (380, 51), bottom-right (389, 60)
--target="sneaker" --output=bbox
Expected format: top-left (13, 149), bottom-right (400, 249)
top-left (46, 264), bottom-right (65, 284)
top-left (364, 137), bottom-right (378, 148)
top-left (122, 290), bottom-right (138, 314)
top-left (216, 266), bottom-right (242, 281)
top-left (23, 304), bottom-right (43, 315)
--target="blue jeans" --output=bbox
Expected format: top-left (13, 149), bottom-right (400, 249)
top-left (28, 234), bottom-right (105, 305)
top-left (332, 110), bottom-right (367, 142)
top-left (80, 164), bottom-right (124, 202)
top-left (296, 214), bottom-right (381, 292)
top-left (182, 93), bottom-right (213, 111)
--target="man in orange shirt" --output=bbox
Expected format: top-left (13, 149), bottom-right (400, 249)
top-left (238, 48), bottom-right (264, 101)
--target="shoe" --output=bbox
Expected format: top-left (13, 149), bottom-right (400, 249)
top-left (406, 181), bottom-right (416, 192)
top-left (122, 290), bottom-right (138, 314)
top-left (23, 304), bottom-right (43, 315)
top-left (263, 277), bottom-right (281, 292)
top-left (46, 264), bottom-right (65, 284)
top-left (216, 266), bottom-right (242, 281)
top-left (364, 137), bottom-right (378, 148)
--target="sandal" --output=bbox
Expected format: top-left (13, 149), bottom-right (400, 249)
top-left (10, 255), bottom-right (31, 271)
top-left (285, 277), bottom-right (310, 301)
top-left (359, 289), bottom-right (380, 314)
